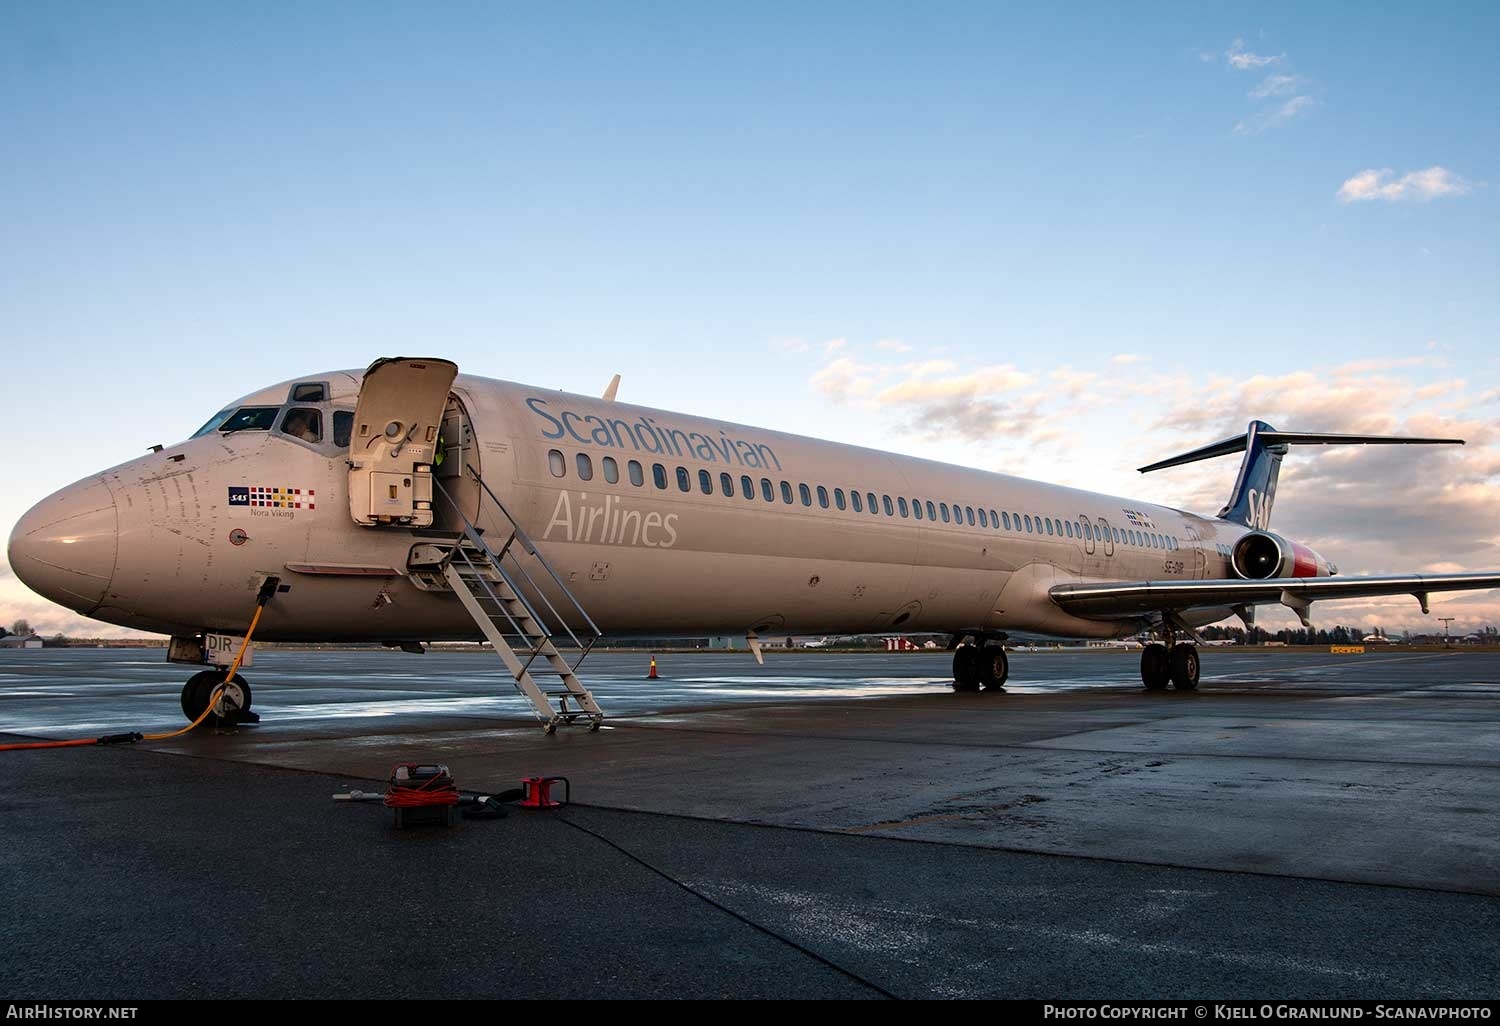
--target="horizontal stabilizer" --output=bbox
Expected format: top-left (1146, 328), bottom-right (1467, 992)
top-left (1139, 429), bottom-right (1463, 474)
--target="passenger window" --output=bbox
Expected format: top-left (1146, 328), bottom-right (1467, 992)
top-left (291, 382), bottom-right (327, 403)
top-left (781, 481), bottom-right (794, 504)
top-left (1046, 519), bottom-right (1054, 536)
top-left (868, 493), bottom-right (879, 515)
top-left (629, 460), bottom-right (645, 487)
top-left (817, 485), bottom-right (829, 509)
top-left (720, 472), bottom-right (734, 497)
top-left (548, 450), bottom-right (567, 478)
top-left (699, 469), bottom-right (713, 494)
top-left (925, 500), bottom-right (936, 520)
top-left (281, 408), bottom-right (323, 443)
top-left (761, 478), bottom-right (775, 502)
top-left (979, 509), bottom-right (988, 528)
top-left (740, 475), bottom-right (754, 499)
top-left (653, 463), bottom-right (668, 489)
top-left (576, 453), bottom-right (594, 481)
top-left (333, 411), bottom-right (353, 448)
top-left (799, 483), bottom-right (812, 507)
top-left (990, 509), bottom-right (999, 529)
top-left (603, 456), bottom-right (620, 484)
top-left (851, 491), bottom-right (863, 513)
top-left (897, 497), bottom-right (909, 517)
top-left (913, 500), bottom-right (924, 521)
top-left (1024, 515), bottom-right (1033, 532)
top-left (882, 495), bottom-right (894, 516)
top-left (1065, 521), bottom-right (1074, 538)
top-left (834, 488), bottom-right (846, 511)
top-left (1002, 512), bottom-right (1012, 530)
top-left (940, 503), bottom-right (950, 524)
top-left (677, 467), bottom-right (691, 492)
top-left (1084, 522), bottom-right (1093, 541)
top-left (966, 507), bottom-right (975, 526)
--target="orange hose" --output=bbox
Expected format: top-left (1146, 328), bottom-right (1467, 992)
top-left (0, 602), bottom-right (267, 752)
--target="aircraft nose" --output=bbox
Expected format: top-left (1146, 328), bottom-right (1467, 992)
top-left (7, 477), bottom-right (119, 614)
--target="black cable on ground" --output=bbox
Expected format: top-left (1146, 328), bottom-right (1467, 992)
top-left (554, 811), bottom-right (901, 1000)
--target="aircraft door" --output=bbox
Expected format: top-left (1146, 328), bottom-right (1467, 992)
top-left (1184, 523), bottom-right (1208, 578)
top-left (1096, 517), bottom-right (1115, 557)
top-left (347, 357), bottom-right (459, 528)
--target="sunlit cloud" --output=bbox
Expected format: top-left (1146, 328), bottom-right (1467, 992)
top-left (1225, 38), bottom-right (1283, 70)
top-left (1336, 167), bottom-right (1474, 204)
top-left (1234, 95), bottom-right (1315, 135)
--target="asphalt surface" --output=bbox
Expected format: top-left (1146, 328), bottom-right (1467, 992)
top-left (2, 647), bottom-right (1498, 999)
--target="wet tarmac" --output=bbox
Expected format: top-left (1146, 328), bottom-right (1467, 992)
top-left (2, 647), bottom-right (1498, 999)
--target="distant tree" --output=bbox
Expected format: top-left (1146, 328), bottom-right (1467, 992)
top-left (10, 619), bottom-right (32, 636)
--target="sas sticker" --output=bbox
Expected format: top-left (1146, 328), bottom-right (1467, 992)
top-left (228, 486), bottom-right (316, 510)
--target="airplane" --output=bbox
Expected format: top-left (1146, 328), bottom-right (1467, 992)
top-left (9, 357), bottom-right (1500, 733)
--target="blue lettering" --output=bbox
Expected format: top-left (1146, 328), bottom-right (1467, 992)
top-left (527, 397), bottom-right (565, 440)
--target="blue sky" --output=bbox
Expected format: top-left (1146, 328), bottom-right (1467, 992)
top-left (3, 2), bottom-right (1497, 635)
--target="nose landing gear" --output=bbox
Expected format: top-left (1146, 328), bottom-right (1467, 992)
top-left (180, 670), bottom-right (258, 726)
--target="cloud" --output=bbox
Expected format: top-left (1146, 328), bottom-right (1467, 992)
top-left (1234, 95), bottom-right (1315, 135)
top-left (810, 357), bottom-right (883, 404)
top-left (1111, 353), bottom-right (1146, 365)
top-left (875, 339), bottom-right (913, 353)
top-left (823, 338), bottom-right (848, 354)
top-left (873, 365), bottom-right (1035, 405)
top-left (1226, 38), bottom-right (1283, 70)
top-left (1336, 167), bottom-right (1473, 204)
top-left (1250, 73), bottom-right (1305, 98)
top-left (898, 359), bottom-right (959, 377)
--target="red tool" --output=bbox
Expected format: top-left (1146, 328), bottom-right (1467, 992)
top-left (520, 776), bottom-right (570, 809)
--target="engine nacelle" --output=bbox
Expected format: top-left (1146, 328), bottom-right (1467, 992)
top-left (1230, 531), bottom-right (1333, 580)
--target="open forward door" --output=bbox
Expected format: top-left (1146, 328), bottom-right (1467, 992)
top-left (348, 357), bottom-right (458, 528)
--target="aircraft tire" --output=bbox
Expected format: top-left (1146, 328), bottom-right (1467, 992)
top-left (1140, 644), bottom-right (1170, 691)
top-left (952, 645), bottom-right (981, 692)
top-left (979, 645), bottom-right (1009, 690)
top-left (181, 671), bottom-right (251, 724)
top-left (1169, 644), bottom-right (1200, 691)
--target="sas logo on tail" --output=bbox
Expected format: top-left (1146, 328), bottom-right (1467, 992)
top-left (1245, 487), bottom-right (1274, 530)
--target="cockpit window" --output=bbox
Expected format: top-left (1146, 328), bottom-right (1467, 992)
top-left (333, 411), bottom-right (353, 448)
top-left (217, 407), bottom-right (280, 433)
top-left (191, 408), bottom-right (236, 438)
top-left (291, 383), bottom-right (328, 403)
top-left (280, 408), bottom-right (323, 444)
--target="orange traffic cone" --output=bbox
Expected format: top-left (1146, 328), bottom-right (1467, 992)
top-left (647, 655), bottom-right (659, 680)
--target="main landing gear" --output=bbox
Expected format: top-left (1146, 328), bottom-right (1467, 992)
top-left (952, 637), bottom-right (1009, 693)
top-left (1140, 638), bottom-right (1199, 692)
top-left (180, 670), bottom-right (258, 726)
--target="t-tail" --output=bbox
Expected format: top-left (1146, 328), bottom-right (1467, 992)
top-left (1138, 420), bottom-right (1465, 530)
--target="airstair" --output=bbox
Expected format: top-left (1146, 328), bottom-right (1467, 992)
top-left (427, 474), bottom-right (604, 733)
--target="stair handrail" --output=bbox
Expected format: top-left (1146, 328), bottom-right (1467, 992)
top-left (461, 466), bottom-right (603, 642)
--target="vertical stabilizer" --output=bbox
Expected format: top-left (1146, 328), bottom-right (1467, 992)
top-left (1218, 420), bottom-right (1285, 529)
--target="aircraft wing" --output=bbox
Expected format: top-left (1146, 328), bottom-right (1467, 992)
top-left (1050, 572), bottom-right (1500, 620)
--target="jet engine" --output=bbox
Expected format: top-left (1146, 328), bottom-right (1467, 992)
top-left (1230, 531), bottom-right (1333, 580)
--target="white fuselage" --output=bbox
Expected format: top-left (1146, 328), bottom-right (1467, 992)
top-left (9, 369), bottom-right (1255, 642)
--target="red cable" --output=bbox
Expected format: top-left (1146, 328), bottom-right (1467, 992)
top-left (383, 775), bottom-right (460, 807)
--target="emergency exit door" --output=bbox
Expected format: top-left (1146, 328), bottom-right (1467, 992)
top-left (347, 357), bottom-right (458, 528)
